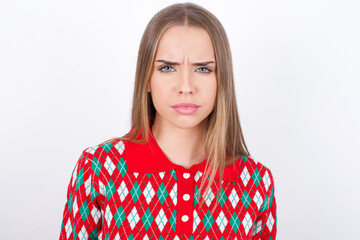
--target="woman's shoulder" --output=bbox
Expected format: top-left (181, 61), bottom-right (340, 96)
top-left (240, 156), bottom-right (274, 175)
top-left (236, 155), bottom-right (275, 194)
top-left (75, 139), bottom-right (127, 178)
top-left (82, 139), bottom-right (125, 157)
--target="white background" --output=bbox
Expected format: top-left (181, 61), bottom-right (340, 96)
top-left (0, 0), bottom-right (359, 239)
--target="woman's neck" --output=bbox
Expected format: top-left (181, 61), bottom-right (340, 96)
top-left (151, 117), bottom-right (207, 169)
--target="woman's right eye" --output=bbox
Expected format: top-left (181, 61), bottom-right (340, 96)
top-left (158, 65), bottom-right (174, 73)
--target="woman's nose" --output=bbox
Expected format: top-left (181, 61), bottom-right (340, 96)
top-left (178, 66), bottom-right (195, 94)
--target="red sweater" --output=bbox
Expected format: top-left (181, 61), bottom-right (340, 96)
top-left (59, 120), bottom-right (277, 239)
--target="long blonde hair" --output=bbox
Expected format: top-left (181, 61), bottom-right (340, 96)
top-left (105, 2), bottom-right (251, 214)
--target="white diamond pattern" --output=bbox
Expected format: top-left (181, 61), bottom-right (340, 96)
top-left (85, 177), bottom-right (91, 196)
top-left (65, 219), bottom-right (72, 239)
top-left (104, 156), bottom-right (116, 175)
top-left (105, 205), bottom-right (113, 227)
top-left (205, 188), bottom-right (215, 207)
top-left (242, 212), bottom-right (252, 235)
top-left (155, 209), bottom-right (167, 232)
top-left (193, 210), bottom-right (200, 233)
top-left (91, 208), bottom-right (101, 224)
top-left (194, 171), bottom-right (203, 182)
top-left (72, 197), bottom-right (78, 215)
top-left (143, 182), bottom-right (155, 204)
top-left (253, 190), bottom-right (263, 210)
top-left (251, 220), bottom-right (262, 236)
top-left (266, 212), bottom-right (275, 232)
top-left (263, 170), bottom-right (271, 191)
top-left (216, 210), bottom-right (228, 233)
top-left (114, 233), bottom-right (120, 240)
top-left (85, 146), bottom-right (97, 154)
top-left (229, 188), bottom-right (240, 208)
top-left (117, 180), bottom-right (129, 201)
top-left (114, 140), bottom-right (124, 154)
top-left (98, 180), bottom-right (105, 195)
top-left (127, 207), bottom-right (140, 230)
top-left (240, 166), bottom-right (250, 186)
top-left (78, 226), bottom-right (88, 240)
top-left (159, 172), bottom-right (165, 179)
top-left (170, 183), bottom-right (177, 206)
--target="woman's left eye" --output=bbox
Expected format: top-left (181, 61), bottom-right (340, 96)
top-left (197, 67), bottom-right (212, 73)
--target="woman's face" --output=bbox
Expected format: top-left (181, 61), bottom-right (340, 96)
top-left (148, 25), bottom-right (217, 130)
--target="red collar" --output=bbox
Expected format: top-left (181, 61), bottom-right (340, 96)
top-left (123, 117), bottom-right (240, 182)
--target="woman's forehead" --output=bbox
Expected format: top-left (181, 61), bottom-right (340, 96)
top-left (155, 25), bottom-right (215, 61)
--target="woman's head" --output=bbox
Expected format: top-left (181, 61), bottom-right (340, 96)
top-left (109, 2), bottom-right (251, 213)
top-left (148, 24), bottom-right (217, 131)
top-left (135, 2), bottom-right (236, 131)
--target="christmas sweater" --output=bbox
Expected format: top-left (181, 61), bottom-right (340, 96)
top-left (59, 120), bottom-right (277, 240)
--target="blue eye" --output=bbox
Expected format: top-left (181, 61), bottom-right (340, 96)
top-left (158, 66), bottom-right (175, 72)
top-left (197, 67), bottom-right (212, 73)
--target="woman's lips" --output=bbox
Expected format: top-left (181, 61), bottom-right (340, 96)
top-left (171, 103), bottom-right (200, 115)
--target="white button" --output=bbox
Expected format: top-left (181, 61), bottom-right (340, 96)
top-left (183, 173), bottom-right (190, 179)
top-left (181, 215), bottom-right (189, 222)
top-left (183, 194), bottom-right (190, 201)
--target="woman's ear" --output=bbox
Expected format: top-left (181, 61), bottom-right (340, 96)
top-left (147, 82), bottom-right (151, 92)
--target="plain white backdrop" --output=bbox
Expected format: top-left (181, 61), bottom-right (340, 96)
top-left (0, 0), bottom-right (359, 239)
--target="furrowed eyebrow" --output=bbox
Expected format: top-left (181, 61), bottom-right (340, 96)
top-left (155, 60), bottom-right (215, 66)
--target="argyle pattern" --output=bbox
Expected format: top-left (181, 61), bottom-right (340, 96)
top-left (59, 140), bottom-right (277, 239)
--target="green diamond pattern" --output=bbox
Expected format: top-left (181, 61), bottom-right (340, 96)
top-left (116, 157), bottom-right (127, 177)
top-left (252, 167), bottom-right (261, 187)
top-left (79, 200), bottom-right (90, 222)
top-left (60, 221), bottom-right (64, 232)
top-left (269, 186), bottom-right (274, 208)
top-left (90, 228), bottom-right (98, 240)
top-left (91, 157), bottom-right (103, 177)
top-left (260, 195), bottom-right (269, 212)
top-left (194, 185), bottom-right (201, 207)
top-left (241, 156), bottom-right (248, 163)
top-left (156, 183), bottom-right (169, 205)
top-left (202, 210), bottom-right (215, 232)
top-left (106, 179), bottom-right (116, 201)
top-left (114, 206), bottom-right (126, 228)
top-left (130, 182), bottom-right (141, 203)
top-left (101, 142), bottom-right (113, 154)
top-left (72, 223), bottom-right (77, 239)
top-left (67, 192), bottom-right (73, 213)
top-left (218, 188), bottom-right (228, 207)
top-left (241, 189), bottom-right (252, 209)
top-left (91, 184), bottom-right (99, 202)
top-left (169, 209), bottom-right (176, 232)
top-left (169, 169), bottom-right (177, 181)
top-left (104, 232), bottom-right (110, 240)
top-left (76, 168), bottom-right (84, 191)
top-left (229, 212), bottom-right (241, 233)
top-left (141, 207), bottom-right (154, 231)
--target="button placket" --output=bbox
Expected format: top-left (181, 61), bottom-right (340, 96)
top-left (175, 168), bottom-right (195, 235)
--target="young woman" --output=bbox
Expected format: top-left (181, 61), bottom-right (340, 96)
top-left (59, 3), bottom-right (277, 239)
